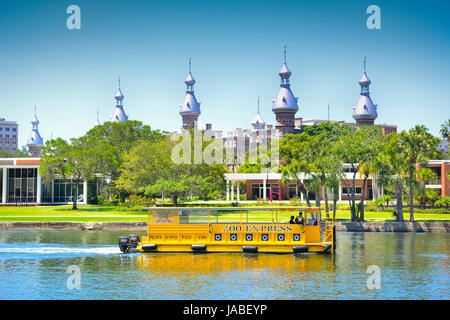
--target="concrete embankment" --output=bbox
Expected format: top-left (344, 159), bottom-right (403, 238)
top-left (0, 221), bottom-right (449, 232)
top-left (334, 221), bottom-right (450, 233)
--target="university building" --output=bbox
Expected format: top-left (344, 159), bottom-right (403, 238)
top-left (0, 51), bottom-right (447, 205)
top-left (224, 160), bottom-right (450, 201)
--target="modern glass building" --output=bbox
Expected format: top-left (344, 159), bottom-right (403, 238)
top-left (0, 158), bottom-right (103, 205)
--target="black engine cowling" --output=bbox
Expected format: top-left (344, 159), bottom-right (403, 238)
top-left (119, 236), bottom-right (130, 253)
top-left (129, 235), bottom-right (140, 248)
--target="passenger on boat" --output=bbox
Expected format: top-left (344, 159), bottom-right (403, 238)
top-left (295, 212), bottom-right (304, 225)
top-left (289, 216), bottom-right (296, 224)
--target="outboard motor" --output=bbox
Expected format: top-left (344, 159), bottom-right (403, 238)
top-left (129, 235), bottom-right (140, 249)
top-left (119, 236), bottom-right (130, 253)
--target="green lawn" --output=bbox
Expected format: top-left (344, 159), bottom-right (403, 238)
top-left (0, 205), bottom-right (448, 222)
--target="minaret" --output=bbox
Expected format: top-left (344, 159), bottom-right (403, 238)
top-left (272, 46), bottom-right (299, 137)
top-left (179, 58), bottom-right (201, 130)
top-left (352, 57), bottom-right (378, 125)
top-left (251, 97), bottom-right (265, 130)
top-left (111, 77), bottom-right (128, 123)
top-left (27, 106), bottom-right (44, 157)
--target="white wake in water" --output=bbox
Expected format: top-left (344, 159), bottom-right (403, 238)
top-left (0, 245), bottom-right (120, 255)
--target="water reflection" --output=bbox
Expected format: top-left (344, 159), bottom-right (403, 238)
top-left (0, 231), bottom-right (448, 300)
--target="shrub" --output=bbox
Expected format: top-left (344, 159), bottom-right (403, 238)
top-left (122, 194), bottom-right (155, 208)
top-left (288, 197), bottom-right (302, 205)
top-left (434, 196), bottom-right (450, 208)
top-left (374, 194), bottom-right (393, 211)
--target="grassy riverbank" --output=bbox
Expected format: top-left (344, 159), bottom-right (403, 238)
top-left (0, 205), bottom-right (448, 222)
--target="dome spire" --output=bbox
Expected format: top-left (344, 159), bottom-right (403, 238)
top-left (353, 57), bottom-right (378, 125)
top-left (27, 106), bottom-right (43, 156)
top-left (95, 108), bottom-right (101, 126)
top-left (251, 96), bottom-right (265, 130)
top-left (272, 45), bottom-right (299, 137)
top-left (114, 76), bottom-right (124, 102)
top-left (185, 57), bottom-right (196, 89)
top-left (111, 77), bottom-right (128, 123)
top-left (279, 45), bottom-right (292, 85)
top-left (257, 96), bottom-right (260, 114)
top-left (180, 58), bottom-right (201, 129)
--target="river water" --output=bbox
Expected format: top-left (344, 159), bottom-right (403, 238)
top-left (0, 230), bottom-right (448, 300)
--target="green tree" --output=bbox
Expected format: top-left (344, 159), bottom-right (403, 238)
top-left (84, 121), bottom-right (165, 203)
top-left (338, 126), bottom-right (383, 221)
top-left (0, 147), bottom-right (30, 158)
top-left (117, 136), bottom-right (226, 206)
top-left (377, 132), bottom-right (407, 221)
top-left (280, 158), bottom-right (311, 207)
top-left (40, 137), bottom-right (96, 210)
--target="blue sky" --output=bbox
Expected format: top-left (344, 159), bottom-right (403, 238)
top-left (0, 0), bottom-right (449, 148)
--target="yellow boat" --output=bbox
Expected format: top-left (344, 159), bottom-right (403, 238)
top-left (119, 207), bottom-right (335, 254)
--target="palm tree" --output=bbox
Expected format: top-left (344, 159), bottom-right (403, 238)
top-left (379, 133), bottom-right (406, 221)
top-left (400, 125), bottom-right (440, 222)
top-left (440, 119), bottom-right (450, 140)
top-left (280, 160), bottom-right (311, 206)
top-left (304, 174), bottom-right (322, 209)
top-left (416, 167), bottom-right (437, 209)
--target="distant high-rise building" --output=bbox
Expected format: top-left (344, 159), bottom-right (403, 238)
top-left (353, 57), bottom-right (378, 125)
top-left (272, 46), bottom-right (299, 137)
top-left (111, 77), bottom-right (128, 123)
top-left (0, 117), bottom-right (18, 152)
top-left (180, 59), bottom-right (201, 130)
top-left (26, 108), bottom-right (43, 156)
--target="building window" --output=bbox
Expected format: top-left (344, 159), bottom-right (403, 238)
top-left (5, 128), bottom-right (9, 131)
top-left (288, 184), bottom-right (298, 198)
top-left (53, 180), bottom-right (83, 203)
top-left (7, 168), bottom-right (38, 203)
top-left (342, 187), bottom-right (362, 195)
top-left (12, 128), bottom-right (16, 132)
